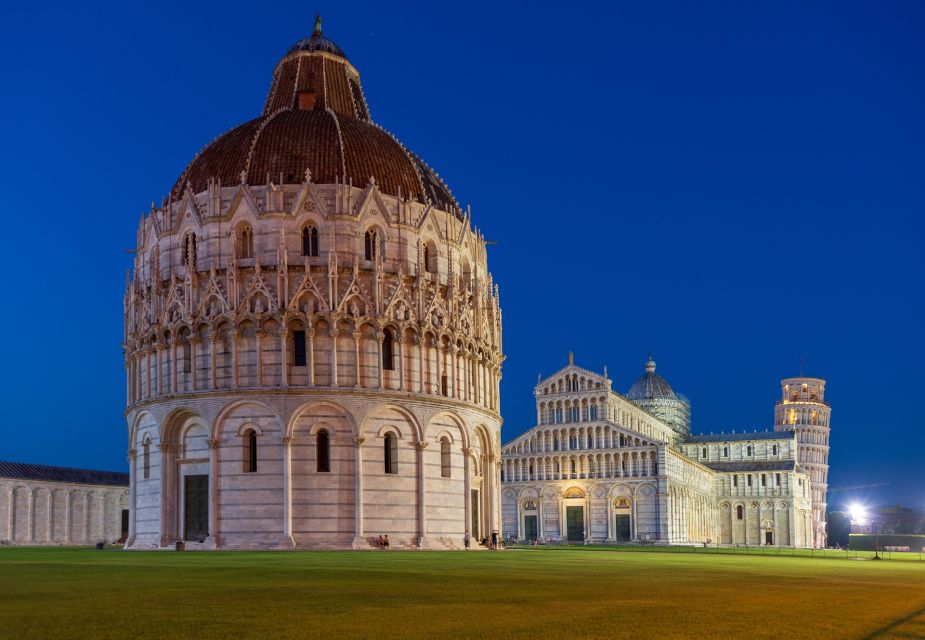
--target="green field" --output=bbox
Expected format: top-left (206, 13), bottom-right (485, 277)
top-left (1, 547), bottom-right (924, 640)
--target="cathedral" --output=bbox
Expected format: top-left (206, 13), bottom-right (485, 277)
top-left (122, 17), bottom-right (503, 549)
top-left (501, 356), bottom-right (831, 547)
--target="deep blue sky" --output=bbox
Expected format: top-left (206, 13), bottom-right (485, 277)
top-left (1, 1), bottom-right (922, 509)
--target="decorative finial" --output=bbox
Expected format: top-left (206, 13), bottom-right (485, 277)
top-left (313, 12), bottom-right (323, 35)
top-left (568, 351), bottom-right (574, 365)
top-left (645, 356), bottom-right (656, 374)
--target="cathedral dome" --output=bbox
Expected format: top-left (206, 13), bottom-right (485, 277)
top-left (286, 14), bottom-right (347, 58)
top-left (170, 16), bottom-right (459, 215)
top-left (626, 357), bottom-right (677, 400)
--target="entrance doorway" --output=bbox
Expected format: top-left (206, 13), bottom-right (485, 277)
top-left (566, 506), bottom-right (584, 542)
top-left (615, 514), bottom-right (631, 542)
top-left (470, 489), bottom-right (480, 540)
top-left (524, 515), bottom-right (538, 541)
top-left (184, 474), bottom-right (209, 542)
top-left (764, 530), bottom-right (773, 545)
top-left (121, 509), bottom-right (129, 541)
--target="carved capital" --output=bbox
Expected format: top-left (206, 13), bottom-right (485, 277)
top-left (282, 436), bottom-right (293, 446)
top-left (207, 439), bottom-right (220, 449)
top-left (279, 328), bottom-right (290, 339)
top-left (375, 332), bottom-right (385, 343)
top-left (330, 329), bottom-right (340, 339)
top-left (255, 330), bottom-right (266, 339)
top-left (462, 447), bottom-right (473, 456)
top-left (188, 335), bottom-right (202, 345)
top-left (353, 437), bottom-right (366, 447)
top-left (352, 331), bottom-right (362, 342)
top-left (415, 440), bottom-right (429, 451)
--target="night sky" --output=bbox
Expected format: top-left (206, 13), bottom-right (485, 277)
top-left (1, 1), bottom-right (922, 508)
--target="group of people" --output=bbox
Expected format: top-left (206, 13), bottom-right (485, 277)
top-left (374, 530), bottom-right (502, 550)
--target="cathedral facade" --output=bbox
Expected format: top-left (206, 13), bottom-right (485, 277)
top-left (501, 356), bottom-right (830, 547)
top-left (123, 17), bottom-right (503, 550)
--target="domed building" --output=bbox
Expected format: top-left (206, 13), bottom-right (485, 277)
top-left (501, 355), bottom-right (824, 548)
top-left (123, 16), bottom-right (503, 550)
top-left (625, 357), bottom-right (691, 437)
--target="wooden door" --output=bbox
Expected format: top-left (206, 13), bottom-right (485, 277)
top-left (566, 506), bottom-right (584, 542)
top-left (524, 515), bottom-right (538, 541)
top-left (615, 514), bottom-right (631, 542)
top-left (184, 475), bottom-right (209, 542)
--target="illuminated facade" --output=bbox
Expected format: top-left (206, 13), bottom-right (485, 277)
top-left (123, 17), bottom-right (503, 550)
top-left (774, 377), bottom-right (830, 547)
top-left (502, 357), bottom-right (829, 547)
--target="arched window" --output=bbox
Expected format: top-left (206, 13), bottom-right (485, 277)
top-left (183, 339), bottom-right (192, 373)
top-left (364, 229), bottom-right (379, 261)
top-left (424, 242), bottom-right (437, 274)
top-left (239, 224), bottom-right (253, 258)
top-left (243, 429), bottom-right (257, 473)
top-left (302, 225), bottom-right (319, 257)
top-left (736, 505), bottom-right (744, 520)
top-left (701, 447), bottom-right (707, 459)
top-left (384, 432), bottom-right (398, 474)
top-left (184, 233), bottom-right (197, 268)
top-left (772, 444), bottom-right (779, 456)
top-left (382, 329), bottom-right (395, 370)
top-left (142, 440), bottom-right (151, 480)
top-left (723, 446), bottom-right (729, 457)
top-left (316, 430), bottom-right (330, 472)
top-left (440, 437), bottom-right (451, 478)
top-left (293, 330), bottom-right (307, 366)
top-left (747, 445), bottom-right (753, 456)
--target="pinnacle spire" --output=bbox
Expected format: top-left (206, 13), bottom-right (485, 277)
top-left (313, 12), bottom-right (323, 35)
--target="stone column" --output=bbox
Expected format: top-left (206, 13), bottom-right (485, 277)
top-left (64, 491), bottom-right (71, 543)
top-left (462, 448), bottom-right (472, 541)
top-left (279, 328), bottom-right (289, 388)
top-left (27, 489), bottom-right (35, 543)
top-left (351, 437), bottom-right (366, 548)
top-left (280, 436), bottom-right (294, 548)
top-left (127, 448), bottom-right (137, 546)
top-left (143, 348), bottom-right (153, 399)
top-left (254, 331), bottom-right (264, 386)
top-left (416, 440), bottom-right (429, 547)
top-left (353, 331), bottom-right (362, 388)
top-left (169, 337), bottom-right (179, 394)
top-left (376, 333), bottom-right (385, 389)
top-left (206, 439), bottom-right (220, 548)
top-left (307, 329), bottom-right (315, 386)
top-left (209, 332), bottom-right (219, 389)
top-left (417, 338), bottom-right (425, 393)
top-left (155, 343), bottom-right (165, 395)
top-left (189, 336), bottom-right (201, 391)
top-left (46, 490), bottom-right (53, 542)
top-left (330, 328), bottom-right (339, 387)
top-left (134, 352), bottom-right (142, 401)
top-left (397, 337), bottom-right (405, 391)
top-left (229, 330), bottom-right (239, 388)
top-left (125, 358), bottom-right (133, 405)
top-left (83, 492), bottom-right (90, 543)
top-left (435, 342), bottom-right (442, 395)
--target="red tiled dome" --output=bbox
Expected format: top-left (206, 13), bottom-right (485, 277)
top-left (171, 18), bottom-right (459, 215)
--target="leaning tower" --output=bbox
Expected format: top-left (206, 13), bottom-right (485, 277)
top-left (773, 376), bottom-right (830, 547)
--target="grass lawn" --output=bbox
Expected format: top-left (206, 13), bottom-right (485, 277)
top-left (1, 547), bottom-right (923, 640)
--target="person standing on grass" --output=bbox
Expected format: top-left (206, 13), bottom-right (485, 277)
top-left (383, 534), bottom-right (390, 549)
top-left (464, 530), bottom-right (470, 550)
top-left (491, 530), bottom-right (498, 550)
